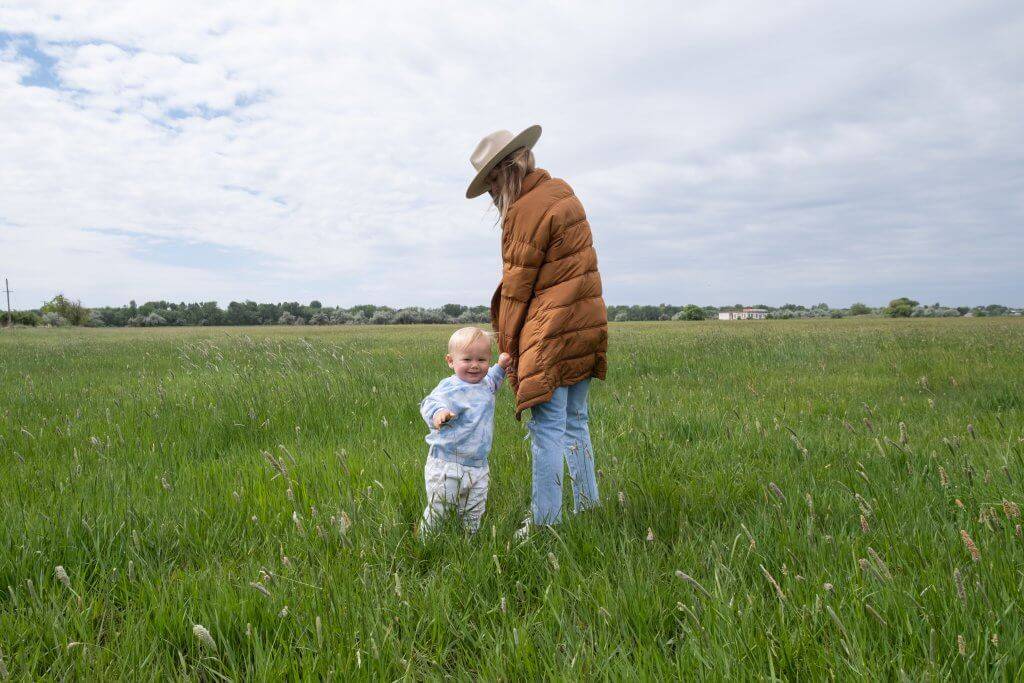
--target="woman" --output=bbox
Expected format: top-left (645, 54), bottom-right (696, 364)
top-left (466, 125), bottom-right (608, 532)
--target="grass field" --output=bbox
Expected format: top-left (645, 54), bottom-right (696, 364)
top-left (1, 319), bottom-right (1023, 679)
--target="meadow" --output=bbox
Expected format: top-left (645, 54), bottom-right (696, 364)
top-left (0, 318), bottom-right (1022, 680)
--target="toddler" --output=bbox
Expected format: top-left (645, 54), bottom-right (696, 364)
top-left (419, 326), bottom-right (510, 534)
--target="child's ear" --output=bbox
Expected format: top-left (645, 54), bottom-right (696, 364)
top-left (445, 354), bottom-right (454, 368)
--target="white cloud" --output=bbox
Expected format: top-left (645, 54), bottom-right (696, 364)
top-left (1, 0), bottom-right (1022, 309)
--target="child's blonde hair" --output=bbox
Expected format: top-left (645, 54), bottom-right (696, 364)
top-left (448, 326), bottom-right (493, 355)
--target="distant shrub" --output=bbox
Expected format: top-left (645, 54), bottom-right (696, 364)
top-left (885, 297), bottom-right (919, 317)
top-left (127, 313), bottom-right (167, 327)
top-left (308, 312), bottom-right (331, 325)
top-left (672, 304), bottom-right (705, 321)
top-left (455, 309), bottom-right (489, 324)
top-left (8, 311), bottom-right (41, 326)
top-left (329, 310), bottom-right (353, 324)
top-left (85, 311), bottom-right (106, 327)
top-left (849, 302), bottom-right (871, 316)
top-left (392, 308), bottom-right (424, 324)
top-left (41, 294), bottom-right (90, 326)
top-left (41, 312), bottom-right (68, 327)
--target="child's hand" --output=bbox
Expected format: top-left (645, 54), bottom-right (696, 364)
top-left (498, 353), bottom-right (512, 370)
top-left (433, 409), bottom-right (456, 429)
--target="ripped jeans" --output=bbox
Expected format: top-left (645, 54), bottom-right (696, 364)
top-left (527, 379), bottom-right (599, 525)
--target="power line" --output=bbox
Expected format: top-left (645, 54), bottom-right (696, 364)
top-left (4, 278), bottom-right (10, 327)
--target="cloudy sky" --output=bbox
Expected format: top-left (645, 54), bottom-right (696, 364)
top-left (2, 1), bottom-right (1022, 309)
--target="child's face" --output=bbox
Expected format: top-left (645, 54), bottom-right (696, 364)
top-left (447, 339), bottom-right (491, 383)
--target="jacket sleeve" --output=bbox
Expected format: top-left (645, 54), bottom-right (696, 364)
top-left (496, 213), bottom-right (552, 364)
top-left (419, 383), bottom-right (450, 428)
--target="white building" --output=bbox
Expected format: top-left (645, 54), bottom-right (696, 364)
top-left (718, 308), bottom-right (768, 320)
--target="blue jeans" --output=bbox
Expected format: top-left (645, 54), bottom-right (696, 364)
top-left (527, 379), bottom-right (599, 525)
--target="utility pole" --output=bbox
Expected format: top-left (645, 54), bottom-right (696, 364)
top-left (4, 278), bottom-right (11, 327)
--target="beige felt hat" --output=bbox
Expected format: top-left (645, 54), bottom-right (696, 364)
top-left (465, 124), bottom-right (542, 198)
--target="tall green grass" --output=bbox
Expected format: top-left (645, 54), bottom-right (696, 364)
top-left (1, 319), bottom-right (1022, 679)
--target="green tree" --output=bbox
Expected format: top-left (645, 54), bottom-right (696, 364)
top-left (674, 304), bottom-right (705, 321)
top-left (41, 293), bottom-right (90, 326)
top-left (442, 303), bottom-right (467, 319)
top-left (884, 297), bottom-right (919, 318)
top-left (849, 302), bottom-right (871, 316)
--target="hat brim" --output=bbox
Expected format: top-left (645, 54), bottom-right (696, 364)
top-left (465, 124), bottom-right (542, 199)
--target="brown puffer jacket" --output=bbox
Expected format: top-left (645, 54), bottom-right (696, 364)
top-left (490, 168), bottom-right (608, 418)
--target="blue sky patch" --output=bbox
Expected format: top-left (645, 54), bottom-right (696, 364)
top-left (1, 31), bottom-right (61, 89)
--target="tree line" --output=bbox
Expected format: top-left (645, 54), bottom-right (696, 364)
top-left (4, 295), bottom-right (1019, 327)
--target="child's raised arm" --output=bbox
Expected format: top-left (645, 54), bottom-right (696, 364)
top-left (419, 386), bottom-right (453, 429)
top-left (484, 362), bottom-right (507, 394)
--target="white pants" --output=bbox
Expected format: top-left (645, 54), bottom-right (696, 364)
top-left (422, 456), bottom-right (489, 534)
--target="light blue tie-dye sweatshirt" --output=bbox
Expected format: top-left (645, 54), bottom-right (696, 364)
top-left (419, 365), bottom-right (506, 468)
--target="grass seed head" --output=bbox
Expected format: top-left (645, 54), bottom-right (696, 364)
top-left (957, 634), bottom-right (966, 656)
top-left (548, 552), bottom-right (560, 571)
top-left (960, 530), bottom-right (981, 562)
top-left (646, 527), bottom-right (655, 542)
top-left (55, 566), bottom-right (71, 590)
top-left (855, 493), bottom-right (872, 516)
top-left (675, 570), bottom-right (712, 599)
top-left (759, 565), bottom-right (786, 601)
top-left (1002, 500), bottom-right (1020, 520)
top-left (192, 624), bottom-right (216, 650)
top-left (953, 568), bottom-right (966, 603)
top-left (768, 482), bottom-right (786, 503)
top-left (337, 511), bottom-right (352, 535)
top-left (860, 515), bottom-right (870, 534)
top-left (249, 581), bottom-right (271, 598)
top-left (866, 547), bottom-right (892, 580)
top-left (864, 602), bottom-right (887, 627)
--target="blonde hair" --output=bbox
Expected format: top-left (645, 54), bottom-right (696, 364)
top-left (490, 147), bottom-right (536, 225)
top-left (447, 326), bottom-right (492, 355)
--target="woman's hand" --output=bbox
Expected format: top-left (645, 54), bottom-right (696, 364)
top-left (433, 409), bottom-right (456, 429)
top-left (498, 353), bottom-right (512, 370)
